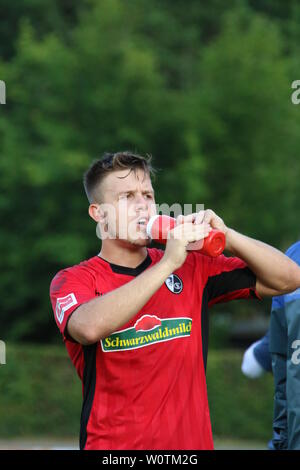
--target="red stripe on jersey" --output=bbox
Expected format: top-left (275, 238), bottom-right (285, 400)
top-left (208, 287), bottom-right (260, 307)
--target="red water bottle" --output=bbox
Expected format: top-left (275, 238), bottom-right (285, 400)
top-left (146, 215), bottom-right (225, 257)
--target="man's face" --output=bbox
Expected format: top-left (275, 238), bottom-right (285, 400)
top-left (97, 168), bottom-right (157, 246)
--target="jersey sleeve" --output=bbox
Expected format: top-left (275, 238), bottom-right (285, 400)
top-left (253, 330), bottom-right (272, 372)
top-left (50, 267), bottom-right (96, 342)
top-left (200, 254), bottom-right (262, 307)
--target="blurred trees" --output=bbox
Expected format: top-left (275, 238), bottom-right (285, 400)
top-left (0, 0), bottom-right (299, 341)
top-left (195, 9), bottom-right (300, 244)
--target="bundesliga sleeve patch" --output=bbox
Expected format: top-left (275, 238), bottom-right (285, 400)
top-left (55, 293), bottom-right (78, 324)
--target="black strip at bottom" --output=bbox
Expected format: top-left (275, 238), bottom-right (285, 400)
top-left (79, 343), bottom-right (97, 450)
top-left (201, 286), bottom-right (210, 373)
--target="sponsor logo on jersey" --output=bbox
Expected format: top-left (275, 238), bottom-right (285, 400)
top-left (165, 274), bottom-right (183, 294)
top-left (101, 314), bottom-right (192, 352)
top-left (55, 293), bottom-right (77, 324)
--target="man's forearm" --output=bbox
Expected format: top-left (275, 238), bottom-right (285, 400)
top-left (226, 228), bottom-right (300, 291)
top-left (68, 257), bottom-right (175, 344)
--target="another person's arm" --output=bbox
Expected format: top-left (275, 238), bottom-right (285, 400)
top-left (241, 331), bottom-right (272, 379)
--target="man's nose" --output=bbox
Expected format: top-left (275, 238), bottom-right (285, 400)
top-left (134, 193), bottom-right (148, 209)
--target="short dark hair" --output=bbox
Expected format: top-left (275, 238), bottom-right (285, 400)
top-left (83, 151), bottom-right (156, 203)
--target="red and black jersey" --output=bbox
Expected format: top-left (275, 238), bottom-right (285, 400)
top-left (49, 248), bottom-right (261, 450)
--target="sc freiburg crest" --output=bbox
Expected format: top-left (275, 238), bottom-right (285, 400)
top-left (165, 274), bottom-right (183, 294)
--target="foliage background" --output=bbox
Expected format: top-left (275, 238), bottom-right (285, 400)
top-left (0, 344), bottom-right (274, 443)
top-left (0, 0), bottom-right (300, 443)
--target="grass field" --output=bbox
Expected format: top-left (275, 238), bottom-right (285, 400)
top-left (0, 437), bottom-right (267, 450)
top-left (0, 343), bottom-right (274, 446)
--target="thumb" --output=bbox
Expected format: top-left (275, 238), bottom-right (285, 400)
top-left (176, 214), bottom-right (184, 225)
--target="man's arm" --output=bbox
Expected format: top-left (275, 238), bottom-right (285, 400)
top-left (225, 229), bottom-right (300, 298)
top-left (68, 257), bottom-right (175, 345)
top-left (68, 221), bottom-right (211, 345)
top-left (189, 209), bottom-right (300, 298)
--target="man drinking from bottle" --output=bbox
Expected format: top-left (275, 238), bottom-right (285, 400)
top-left (50, 151), bottom-right (300, 450)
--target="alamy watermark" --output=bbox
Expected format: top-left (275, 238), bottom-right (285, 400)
top-left (0, 80), bottom-right (6, 104)
top-left (291, 80), bottom-right (300, 104)
top-left (0, 340), bottom-right (6, 365)
top-left (291, 340), bottom-right (300, 365)
top-left (95, 202), bottom-right (205, 241)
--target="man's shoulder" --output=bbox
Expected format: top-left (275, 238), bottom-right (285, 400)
top-left (50, 256), bottom-right (100, 290)
top-left (184, 251), bottom-right (242, 270)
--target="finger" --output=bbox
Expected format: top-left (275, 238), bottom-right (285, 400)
top-left (181, 223), bottom-right (211, 239)
top-left (173, 221), bottom-right (196, 234)
top-left (176, 213), bottom-right (196, 225)
top-left (203, 209), bottom-right (215, 224)
top-left (171, 222), bottom-right (210, 240)
top-left (195, 210), bottom-right (205, 224)
top-left (183, 213), bottom-right (197, 223)
top-left (176, 214), bottom-right (184, 225)
top-left (186, 225), bottom-right (211, 243)
top-left (180, 222), bottom-right (210, 233)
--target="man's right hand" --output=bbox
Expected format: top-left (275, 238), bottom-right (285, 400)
top-left (163, 221), bottom-right (212, 271)
top-left (67, 220), bottom-right (211, 345)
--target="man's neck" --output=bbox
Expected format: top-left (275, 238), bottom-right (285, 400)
top-left (99, 240), bottom-right (148, 268)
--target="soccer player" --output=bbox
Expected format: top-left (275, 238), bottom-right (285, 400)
top-left (50, 151), bottom-right (300, 450)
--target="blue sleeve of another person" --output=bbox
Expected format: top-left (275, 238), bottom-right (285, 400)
top-left (251, 242), bottom-right (300, 375)
top-left (253, 330), bottom-right (272, 372)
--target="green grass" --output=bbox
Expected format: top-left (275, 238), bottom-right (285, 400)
top-left (0, 342), bottom-right (82, 437)
top-left (206, 350), bottom-right (274, 441)
top-left (0, 343), bottom-right (274, 441)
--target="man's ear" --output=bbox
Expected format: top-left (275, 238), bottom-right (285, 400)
top-left (88, 203), bottom-right (105, 223)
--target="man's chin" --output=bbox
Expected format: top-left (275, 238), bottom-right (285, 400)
top-left (126, 228), bottom-right (151, 246)
top-left (129, 237), bottom-right (151, 247)
top-left (115, 235), bottom-right (151, 248)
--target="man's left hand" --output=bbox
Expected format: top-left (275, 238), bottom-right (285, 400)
top-left (177, 209), bottom-right (228, 236)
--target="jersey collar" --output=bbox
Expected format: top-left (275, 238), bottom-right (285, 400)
top-left (97, 250), bottom-right (152, 276)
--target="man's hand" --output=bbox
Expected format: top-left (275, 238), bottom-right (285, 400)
top-left (177, 210), bottom-right (229, 246)
top-left (163, 221), bottom-right (212, 271)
